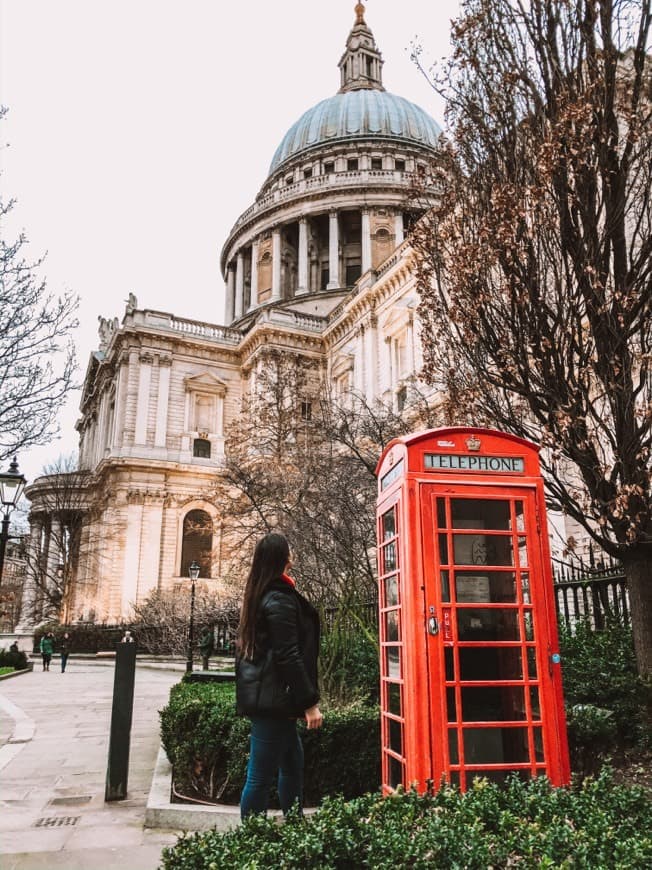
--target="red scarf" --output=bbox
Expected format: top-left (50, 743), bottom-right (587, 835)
top-left (280, 572), bottom-right (296, 588)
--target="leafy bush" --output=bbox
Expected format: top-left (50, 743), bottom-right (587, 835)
top-left (560, 619), bottom-right (650, 759)
top-left (161, 769), bottom-right (652, 869)
top-left (319, 624), bottom-right (379, 704)
top-left (0, 648), bottom-right (28, 670)
top-left (160, 681), bottom-right (380, 805)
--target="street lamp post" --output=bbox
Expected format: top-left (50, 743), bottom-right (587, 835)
top-left (186, 560), bottom-right (200, 673)
top-left (0, 458), bottom-right (27, 586)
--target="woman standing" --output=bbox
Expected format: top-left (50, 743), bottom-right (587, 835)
top-left (39, 632), bottom-right (54, 671)
top-left (236, 533), bottom-right (322, 819)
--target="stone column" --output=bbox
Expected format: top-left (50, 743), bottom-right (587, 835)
top-left (365, 314), bottom-right (378, 397)
top-left (297, 218), bottom-right (309, 294)
top-left (248, 240), bottom-right (259, 310)
top-left (361, 209), bottom-right (372, 274)
top-left (154, 356), bottom-right (172, 448)
top-left (384, 336), bottom-right (394, 396)
top-left (235, 253), bottom-right (245, 319)
top-left (328, 211), bottom-right (340, 289)
top-left (394, 212), bottom-right (405, 246)
top-left (134, 352), bottom-right (153, 445)
top-left (225, 266), bottom-right (235, 323)
top-left (121, 498), bottom-right (143, 618)
top-left (112, 353), bottom-right (129, 449)
top-left (95, 391), bottom-right (109, 465)
top-left (407, 313), bottom-right (416, 374)
top-left (271, 228), bottom-right (282, 301)
top-left (14, 517), bottom-right (43, 630)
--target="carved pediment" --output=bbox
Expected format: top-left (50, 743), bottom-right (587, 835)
top-left (184, 371), bottom-right (228, 396)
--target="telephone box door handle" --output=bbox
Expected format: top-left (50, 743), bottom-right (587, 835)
top-left (427, 616), bottom-right (439, 636)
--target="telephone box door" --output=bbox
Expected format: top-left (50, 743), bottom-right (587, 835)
top-left (421, 485), bottom-right (566, 788)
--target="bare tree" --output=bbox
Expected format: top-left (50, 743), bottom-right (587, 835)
top-left (131, 587), bottom-right (240, 657)
top-left (0, 116), bottom-right (79, 460)
top-left (411, 0), bottom-right (652, 675)
top-left (220, 351), bottom-right (442, 608)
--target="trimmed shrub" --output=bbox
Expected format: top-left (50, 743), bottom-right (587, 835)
top-left (159, 681), bottom-right (380, 805)
top-left (560, 619), bottom-right (651, 768)
top-left (161, 769), bottom-right (652, 869)
top-left (319, 625), bottom-right (379, 704)
top-left (0, 648), bottom-right (28, 670)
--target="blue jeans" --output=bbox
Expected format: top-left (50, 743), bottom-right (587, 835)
top-left (240, 717), bottom-right (304, 819)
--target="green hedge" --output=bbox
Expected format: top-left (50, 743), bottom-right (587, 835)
top-left (161, 769), bottom-right (652, 869)
top-left (159, 682), bottom-right (380, 806)
top-left (559, 619), bottom-right (651, 771)
top-left (0, 648), bottom-right (28, 670)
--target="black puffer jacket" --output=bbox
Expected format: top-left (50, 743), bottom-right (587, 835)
top-left (236, 579), bottom-right (320, 718)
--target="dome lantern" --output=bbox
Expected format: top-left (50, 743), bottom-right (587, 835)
top-left (338, 2), bottom-right (384, 93)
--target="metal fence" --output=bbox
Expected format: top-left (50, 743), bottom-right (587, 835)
top-left (552, 553), bottom-right (629, 631)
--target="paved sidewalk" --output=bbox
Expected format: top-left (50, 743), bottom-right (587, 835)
top-left (0, 660), bottom-right (181, 870)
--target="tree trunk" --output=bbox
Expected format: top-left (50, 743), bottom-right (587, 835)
top-left (623, 551), bottom-right (652, 680)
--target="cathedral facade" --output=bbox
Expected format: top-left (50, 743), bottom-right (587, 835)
top-left (19, 6), bottom-right (454, 625)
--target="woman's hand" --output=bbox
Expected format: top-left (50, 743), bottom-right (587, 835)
top-left (304, 704), bottom-right (323, 729)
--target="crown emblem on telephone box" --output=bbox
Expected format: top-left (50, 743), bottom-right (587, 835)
top-left (465, 435), bottom-right (481, 452)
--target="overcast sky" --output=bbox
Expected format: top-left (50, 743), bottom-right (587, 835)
top-left (1, 0), bottom-right (461, 485)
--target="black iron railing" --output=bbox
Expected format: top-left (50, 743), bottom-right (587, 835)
top-left (552, 550), bottom-right (628, 631)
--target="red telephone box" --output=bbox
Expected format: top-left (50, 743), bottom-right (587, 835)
top-left (375, 427), bottom-right (570, 793)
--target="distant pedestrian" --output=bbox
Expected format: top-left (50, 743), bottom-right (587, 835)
top-left (120, 630), bottom-right (135, 643)
top-left (9, 640), bottom-right (19, 653)
top-left (40, 633), bottom-right (54, 671)
top-left (199, 626), bottom-right (214, 670)
top-left (60, 632), bottom-right (70, 672)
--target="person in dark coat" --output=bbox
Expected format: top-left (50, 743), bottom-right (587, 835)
top-left (39, 633), bottom-right (54, 671)
top-left (236, 532), bottom-right (322, 819)
top-left (60, 632), bottom-right (70, 673)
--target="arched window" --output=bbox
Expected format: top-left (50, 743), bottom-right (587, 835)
top-left (180, 509), bottom-right (213, 578)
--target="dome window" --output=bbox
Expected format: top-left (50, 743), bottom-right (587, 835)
top-left (323, 161), bottom-right (335, 175)
top-left (347, 158), bottom-right (359, 171)
top-left (395, 159), bottom-right (406, 172)
top-left (285, 174), bottom-right (294, 186)
top-left (371, 157), bottom-right (383, 171)
top-left (304, 167), bottom-right (313, 179)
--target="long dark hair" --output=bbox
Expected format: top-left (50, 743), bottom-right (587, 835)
top-left (238, 532), bottom-right (290, 660)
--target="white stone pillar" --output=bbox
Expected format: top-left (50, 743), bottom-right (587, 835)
top-left (225, 266), bottom-right (235, 323)
top-left (328, 211), bottom-right (340, 289)
top-left (112, 353), bottom-right (129, 449)
top-left (15, 517), bottom-right (43, 629)
top-left (154, 357), bottom-right (172, 448)
top-left (407, 313), bottom-right (416, 374)
top-left (138, 500), bottom-right (164, 602)
top-left (121, 500), bottom-right (143, 617)
top-left (361, 209), bottom-right (372, 274)
top-left (271, 228), bottom-right (282, 301)
top-left (355, 328), bottom-right (365, 394)
top-left (134, 352), bottom-right (153, 445)
top-left (44, 517), bottom-right (62, 617)
top-left (384, 336), bottom-right (394, 396)
top-left (235, 253), bottom-right (245, 319)
top-left (394, 212), bottom-right (405, 246)
top-left (248, 240), bottom-right (259, 310)
top-left (95, 392), bottom-right (109, 465)
top-left (297, 218), bottom-right (309, 294)
top-left (365, 315), bottom-right (378, 398)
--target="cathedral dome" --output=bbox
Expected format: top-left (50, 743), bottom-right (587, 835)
top-left (269, 89), bottom-right (441, 175)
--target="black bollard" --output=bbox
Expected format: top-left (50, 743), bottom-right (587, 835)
top-left (105, 642), bottom-right (137, 801)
